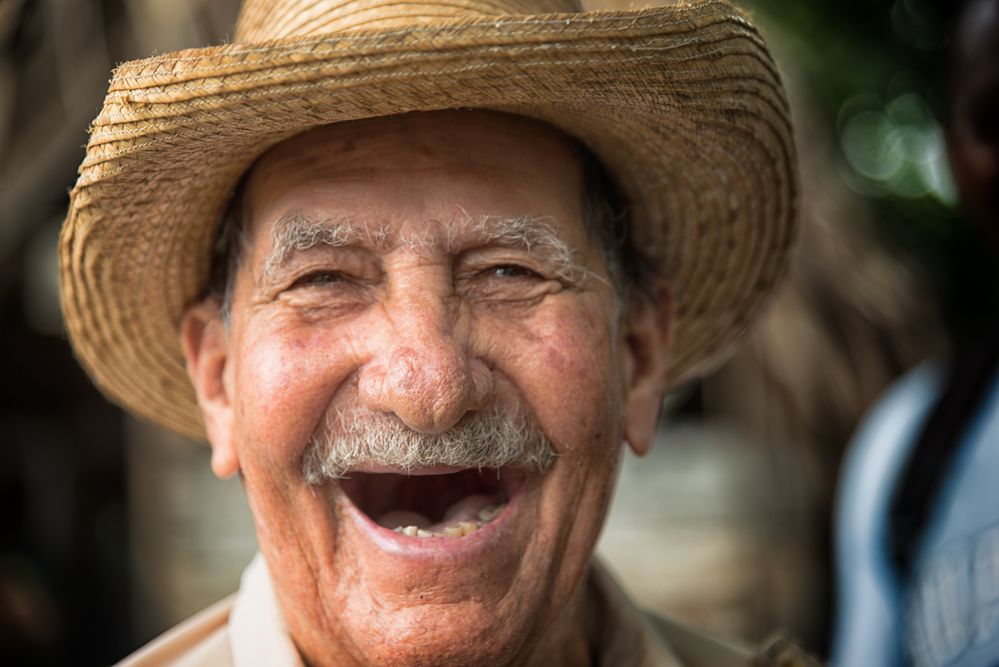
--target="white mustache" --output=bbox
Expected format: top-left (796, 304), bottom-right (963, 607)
top-left (301, 407), bottom-right (557, 483)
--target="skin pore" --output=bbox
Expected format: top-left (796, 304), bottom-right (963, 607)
top-left (180, 110), bottom-right (672, 666)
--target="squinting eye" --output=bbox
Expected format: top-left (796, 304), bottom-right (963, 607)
top-left (290, 271), bottom-right (347, 288)
top-left (487, 264), bottom-right (543, 279)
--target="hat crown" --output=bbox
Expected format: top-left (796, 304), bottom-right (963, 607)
top-left (235, 0), bottom-right (583, 43)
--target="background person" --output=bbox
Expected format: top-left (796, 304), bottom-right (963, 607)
top-left (832, 0), bottom-right (999, 664)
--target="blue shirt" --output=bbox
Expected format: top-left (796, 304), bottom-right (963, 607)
top-left (833, 363), bottom-right (999, 667)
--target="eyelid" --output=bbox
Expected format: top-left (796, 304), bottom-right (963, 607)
top-left (481, 263), bottom-right (545, 279)
top-left (276, 251), bottom-right (383, 289)
top-left (460, 246), bottom-right (550, 268)
top-left (289, 270), bottom-right (347, 288)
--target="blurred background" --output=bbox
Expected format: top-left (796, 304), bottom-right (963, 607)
top-left (2, 0), bottom-right (997, 664)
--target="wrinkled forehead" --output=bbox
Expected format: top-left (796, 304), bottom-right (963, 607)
top-left (221, 111), bottom-right (603, 285)
top-left (240, 110), bottom-right (587, 238)
top-left (229, 110), bottom-right (594, 268)
top-left (253, 110), bottom-right (579, 170)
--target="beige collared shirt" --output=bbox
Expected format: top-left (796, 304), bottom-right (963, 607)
top-left (117, 555), bottom-right (810, 667)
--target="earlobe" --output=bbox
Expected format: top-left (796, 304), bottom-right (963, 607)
top-left (179, 299), bottom-right (240, 479)
top-left (622, 284), bottom-right (673, 457)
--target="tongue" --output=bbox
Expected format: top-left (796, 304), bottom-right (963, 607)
top-left (375, 493), bottom-right (496, 531)
top-left (376, 510), bottom-right (431, 529)
top-left (434, 494), bottom-right (495, 528)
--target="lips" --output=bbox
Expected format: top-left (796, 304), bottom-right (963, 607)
top-left (338, 467), bottom-right (521, 540)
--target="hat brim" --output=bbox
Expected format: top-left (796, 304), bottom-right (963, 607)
top-left (59, 2), bottom-right (797, 440)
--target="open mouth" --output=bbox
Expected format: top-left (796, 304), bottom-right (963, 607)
top-left (339, 468), bottom-right (516, 538)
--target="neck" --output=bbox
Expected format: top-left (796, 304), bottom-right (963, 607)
top-left (518, 569), bottom-right (593, 667)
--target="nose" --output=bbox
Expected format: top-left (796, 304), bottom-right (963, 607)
top-left (358, 296), bottom-right (494, 434)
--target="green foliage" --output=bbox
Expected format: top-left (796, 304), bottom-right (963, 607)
top-left (750, 0), bottom-right (999, 334)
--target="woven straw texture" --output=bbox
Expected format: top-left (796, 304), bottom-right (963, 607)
top-left (59, 0), bottom-right (797, 440)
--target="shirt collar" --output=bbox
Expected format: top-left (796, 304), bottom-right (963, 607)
top-left (229, 553), bottom-right (303, 667)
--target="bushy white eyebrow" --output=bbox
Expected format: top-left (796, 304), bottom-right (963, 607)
top-left (263, 214), bottom-right (377, 277)
top-left (262, 212), bottom-right (595, 286)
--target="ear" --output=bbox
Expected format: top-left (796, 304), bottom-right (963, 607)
top-left (621, 284), bottom-right (673, 457)
top-left (179, 298), bottom-right (239, 479)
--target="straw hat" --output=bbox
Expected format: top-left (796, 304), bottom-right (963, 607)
top-left (59, 0), bottom-right (797, 440)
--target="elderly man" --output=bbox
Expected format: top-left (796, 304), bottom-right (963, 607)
top-left (60, 0), bottom-right (803, 664)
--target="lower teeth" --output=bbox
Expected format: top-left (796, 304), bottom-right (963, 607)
top-left (393, 503), bottom-right (505, 538)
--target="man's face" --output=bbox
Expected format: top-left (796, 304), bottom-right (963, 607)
top-left (182, 111), bottom-right (669, 666)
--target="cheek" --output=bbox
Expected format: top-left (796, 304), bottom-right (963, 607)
top-left (232, 321), bottom-right (359, 463)
top-left (490, 296), bottom-right (621, 453)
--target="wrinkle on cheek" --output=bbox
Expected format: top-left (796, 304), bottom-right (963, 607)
top-left (475, 297), bottom-right (616, 401)
top-left (541, 313), bottom-right (613, 383)
top-left (538, 315), bottom-right (619, 450)
top-left (236, 326), bottom-right (345, 460)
